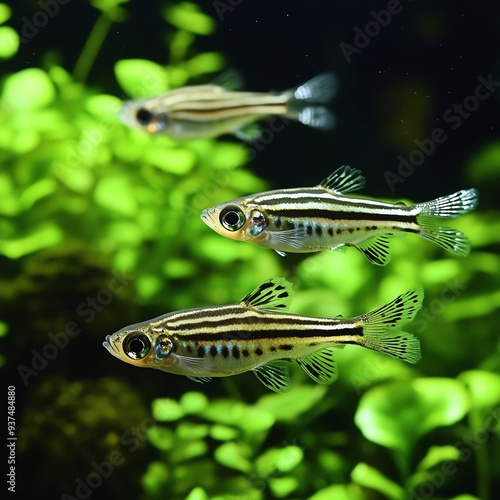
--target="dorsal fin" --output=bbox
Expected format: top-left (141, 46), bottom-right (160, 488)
top-left (318, 165), bottom-right (366, 194)
top-left (241, 278), bottom-right (293, 312)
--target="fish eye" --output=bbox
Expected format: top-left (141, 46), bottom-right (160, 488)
top-left (154, 336), bottom-right (174, 362)
top-left (220, 205), bottom-right (246, 231)
top-left (123, 331), bottom-right (151, 360)
top-left (136, 108), bottom-right (153, 126)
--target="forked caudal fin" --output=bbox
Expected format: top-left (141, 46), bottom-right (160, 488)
top-left (360, 288), bottom-right (424, 364)
top-left (286, 72), bottom-right (338, 130)
top-left (415, 188), bottom-right (478, 257)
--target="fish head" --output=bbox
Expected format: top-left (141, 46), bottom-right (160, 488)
top-left (103, 323), bottom-right (177, 369)
top-left (119, 97), bottom-right (171, 134)
top-left (201, 200), bottom-right (269, 243)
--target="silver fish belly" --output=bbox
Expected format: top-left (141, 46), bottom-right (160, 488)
top-left (104, 278), bottom-right (423, 392)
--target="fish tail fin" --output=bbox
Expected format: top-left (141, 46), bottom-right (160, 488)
top-left (360, 288), bottom-right (423, 364)
top-left (286, 72), bottom-right (338, 130)
top-left (416, 217), bottom-right (472, 257)
top-left (415, 188), bottom-right (479, 218)
top-left (414, 189), bottom-right (478, 257)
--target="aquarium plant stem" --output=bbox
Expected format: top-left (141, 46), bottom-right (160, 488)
top-left (73, 13), bottom-right (113, 83)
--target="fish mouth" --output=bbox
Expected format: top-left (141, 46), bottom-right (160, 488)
top-left (200, 208), bottom-right (216, 227)
top-left (102, 335), bottom-right (119, 357)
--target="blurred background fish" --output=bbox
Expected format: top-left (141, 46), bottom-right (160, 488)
top-left (119, 72), bottom-right (337, 140)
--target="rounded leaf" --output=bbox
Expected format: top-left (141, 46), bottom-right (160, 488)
top-left (115, 59), bottom-right (169, 97)
top-left (355, 378), bottom-right (470, 451)
top-left (3, 68), bottom-right (55, 109)
top-left (458, 370), bottom-right (500, 409)
top-left (0, 26), bottom-right (19, 59)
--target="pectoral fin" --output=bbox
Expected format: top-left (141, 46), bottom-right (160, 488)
top-left (297, 347), bottom-right (339, 385)
top-left (253, 362), bottom-right (292, 392)
top-left (187, 376), bottom-right (212, 384)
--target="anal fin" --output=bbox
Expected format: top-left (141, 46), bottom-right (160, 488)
top-left (297, 347), bottom-right (339, 385)
top-left (356, 235), bottom-right (391, 266)
top-left (187, 376), bottom-right (212, 384)
top-left (253, 362), bottom-right (292, 393)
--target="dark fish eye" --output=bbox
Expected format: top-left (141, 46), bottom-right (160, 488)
top-left (124, 331), bottom-right (151, 360)
top-left (154, 335), bottom-right (174, 361)
top-left (220, 205), bottom-right (246, 231)
top-left (136, 108), bottom-right (153, 126)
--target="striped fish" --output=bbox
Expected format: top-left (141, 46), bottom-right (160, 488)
top-left (201, 165), bottom-right (479, 265)
top-left (103, 278), bottom-right (423, 392)
top-left (119, 73), bottom-right (337, 140)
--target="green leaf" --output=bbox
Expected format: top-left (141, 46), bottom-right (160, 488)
top-left (185, 52), bottom-right (226, 77)
top-left (144, 147), bottom-right (196, 174)
top-left (152, 398), bottom-right (184, 421)
top-left (408, 445), bottom-right (461, 490)
top-left (308, 484), bottom-right (365, 500)
top-left (94, 176), bottom-right (137, 216)
top-left (163, 2), bottom-right (216, 35)
top-left (147, 426), bottom-right (174, 451)
top-left (185, 487), bottom-right (209, 500)
top-left (355, 379), bottom-right (470, 452)
top-left (214, 442), bottom-right (251, 473)
top-left (257, 385), bottom-right (328, 422)
top-left (269, 476), bottom-right (298, 498)
top-left (458, 370), bottom-right (500, 409)
top-left (0, 4), bottom-right (12, 24)
top-left (141, 461), bottom-right (169, 495)
top-left (0, 26), bottom-right (18, 59)
top-left (256, 446), bottom-right (303, 477)
top-left (416, 445), bottom-right (461, 472)
top-left (114, 59), bottom-right (169, 97)
top-left (3, 68), bottom-right (55, 109)
top-left (209, 424), bottom-right (239, 441)
top-left (351, 462), bottom-right (406, 500)
top-left (180, 392), bottom-right (209, 414)
top-left (0, 223), bottom-right (63, 259)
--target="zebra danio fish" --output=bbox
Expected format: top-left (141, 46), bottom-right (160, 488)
top-left (201, 165), bottom-right (479, 265)
top-left (103, 278), bottom-right (423, 392)
top-left (119, 73), bottom-right (337, 140)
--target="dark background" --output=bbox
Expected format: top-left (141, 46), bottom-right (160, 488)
top-left (9, 0), bottom-right (500, 202)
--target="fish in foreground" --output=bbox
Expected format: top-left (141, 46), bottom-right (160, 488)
top-left (119, 73), bottom-right (337, 140)
top-left (103, 278), bottom-right (423, 392)
top-left (201, 165), bottom-right (479, 265)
